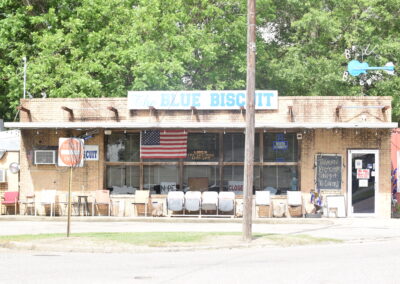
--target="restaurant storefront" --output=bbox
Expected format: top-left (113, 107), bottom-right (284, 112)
top-left (5, 93), bottom-right (396, 218)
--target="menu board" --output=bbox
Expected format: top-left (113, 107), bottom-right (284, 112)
top-left (316, 155), bottom-right (342, 190)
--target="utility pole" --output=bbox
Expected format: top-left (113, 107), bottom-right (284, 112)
top-left (243, 0), bottom-right (256, 242)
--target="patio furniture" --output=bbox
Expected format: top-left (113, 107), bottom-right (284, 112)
top-left (201, 191), bottom-right (218, 214)
top-left (132, 190), bottom-right (150, 216)
top-left (287, 191), bottom-right (303, 217)
top-left (19, 194), bottom-right (36, 215)
top-left (93, 189), bottom-right (112, 216)
top-left (218, 192), bottom-right (235, 215)
top-left (255, 191), bottom-right (271, 218)
top-left (184, 191), bottom-right (201, 214)
top-left (167, 191), bottom-right (185, 214)
top-left (37, 190), bottom-right (57, 216)
top-left (1, 191), bottom-right (19, 215)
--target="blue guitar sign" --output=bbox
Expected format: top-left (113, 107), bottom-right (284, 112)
top-left (347, 60), bottom-right (395, 76)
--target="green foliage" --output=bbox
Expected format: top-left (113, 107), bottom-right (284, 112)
top-left (0, 0), bottom-right (399, 121)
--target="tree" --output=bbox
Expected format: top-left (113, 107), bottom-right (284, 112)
top-left (1, 0), bottom-right (399, 121)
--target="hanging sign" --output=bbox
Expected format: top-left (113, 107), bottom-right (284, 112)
top-left (128, 90), bottom-right (278, 110)
top-left (84, 145), bottom-right (99, 161)
top-left (58, 138), bottom-right (84, 167)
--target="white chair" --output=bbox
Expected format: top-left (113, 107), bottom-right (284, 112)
top-left (287, 191), bottom-right (303, 217)
top-left (255, 191), bottom-right (271, 218)
top-left (37, 190), bottom-right (57, 216)
top-left (167, 191), bottom-right (185, 214)
top-left (201, 192), bottom-right (218, 214)
top-left (218, 192), bottom-right (235, 215)
top-left (184, 191), bottom-right (201, 214)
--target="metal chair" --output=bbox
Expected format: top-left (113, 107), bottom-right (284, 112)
top-left (1, 191), bottom-right (19, 215)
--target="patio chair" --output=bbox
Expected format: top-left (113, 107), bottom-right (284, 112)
top-left (93, 189), bottom-right (112, 216)
top-left (218, 192), bottom-right (235, 215)
top-left (56, 193), bottom-right (77, 216)
top-left (1, 191), bottom-right (19, 215)
top-left (19, 193), bottom-right (36, 215)
top-left (184, 191), bottom-right (201, 214)
top-left (255, 191), bottom-right (271, 218)
top-left (132, 190), bottom-right (150, 216)
top-left (201, 191), bottom-right (218, 215)
top-left (167, 191), bottom-right (185, 215)
top-left (37, 190), bottom-right (57, 216)
top-left (287, 191), bottom-right (303, 217)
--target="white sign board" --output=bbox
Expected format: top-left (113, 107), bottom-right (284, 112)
top-left (128, 90), bottom-right (278, 110)
top-left (84, 145), bottom-right (99, 161)
top-left (58, 138), bottom-right (84, 167)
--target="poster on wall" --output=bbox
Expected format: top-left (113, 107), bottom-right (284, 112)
top-left (315, 154), bottom-right (342, 190)
top-left (355, 159), bottom-right (363, 169)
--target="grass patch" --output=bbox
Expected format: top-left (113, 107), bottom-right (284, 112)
top-left (0, 232), bottom-right (341, 248)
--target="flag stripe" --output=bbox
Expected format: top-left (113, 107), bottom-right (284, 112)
top-left (140, 130), bottom-right (187, 159)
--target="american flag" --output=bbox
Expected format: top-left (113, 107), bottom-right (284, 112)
top-left (140, 130), bottom-right (187, 159)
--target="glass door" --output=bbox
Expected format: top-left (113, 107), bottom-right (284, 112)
top-left (347, 150), bottom-right (379, 216)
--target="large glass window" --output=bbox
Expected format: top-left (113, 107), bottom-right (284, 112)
top-left (263, 165), bottom-right (298, 195)
top-left (183, 165), bottom-right (219, 191)
top-left (186, 133), bottom-right (219, 162)
top-left (223, 133), bottom-right (259, 162)
top-left (144, 165), bottom-right (179, 194)
top-left (264, 133), bottom-right (298, 162)
top-left (106, 166), bottom-right (139, 194)
top-left (106, 133), bottom-right (140, 162)
top-left (223, 166), bottom-right (261, 193)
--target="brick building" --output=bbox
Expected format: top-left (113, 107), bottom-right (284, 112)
top-left (5, 93), bottom-right (397, 217)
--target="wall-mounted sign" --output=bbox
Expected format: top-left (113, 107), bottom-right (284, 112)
top-left (355, 159), bottom-right (362, 169)
top-left (357, 169), bottom-right (370, 179)
top-left (273, 141), bottom-right (288, 150)
top-left (128, 90), bottom-right (278, 110)
top-left (84, 145), bottom-right (99, 161)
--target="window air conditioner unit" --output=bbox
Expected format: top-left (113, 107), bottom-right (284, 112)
top-left (34, 150), bottom-right (57, 165)
top-left (0, 169), bottom-right (6, 183)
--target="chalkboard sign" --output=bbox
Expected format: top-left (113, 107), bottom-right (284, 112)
top-left (316, 155), bottom-right (342, 190)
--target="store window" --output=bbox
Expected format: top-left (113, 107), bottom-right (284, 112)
top-left (183, 165), bottom-right (219, 191)
top-left (264, 133), bottom-right (298, 162)
top-left (144, 165), bottom-right (179, 194)
top-left (106, 166), bottom-right (139, 194)
top-left (186, 133), bottom-right (219, 162)
top-left (223, 133), bottom-right (260, 162)
top-left (223, 166), bottom-right (261, 193)
top-left (106, 133), bottom-right (140, 162)
top-left (263, 165), bottom-right (298, 195)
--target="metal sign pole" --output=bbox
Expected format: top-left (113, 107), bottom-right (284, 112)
top-left (67, 166), bottom-right (72, 237)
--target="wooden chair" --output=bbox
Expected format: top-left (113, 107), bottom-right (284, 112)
top-left (93, 189), bottom-right (112, 216)
top-left (255, 191), bottom-right (271, 218)
top-left (19, 194), bottom-right (36, 215)
top-left (287, 191), bottom-right (303, 217)
top-left (1, 191), bottom-right (19, 215)
top-left (132, 190), bottom-right (150, 216)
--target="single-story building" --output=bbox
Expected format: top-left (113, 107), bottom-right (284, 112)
top-left (4, 92), bottom-right (397, 217)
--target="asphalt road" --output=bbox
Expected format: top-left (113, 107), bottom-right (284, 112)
top-left (1, 240), bottom-right (399, 284)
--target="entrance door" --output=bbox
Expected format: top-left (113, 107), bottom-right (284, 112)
top-left (347, 150), bottom-right (379, 216)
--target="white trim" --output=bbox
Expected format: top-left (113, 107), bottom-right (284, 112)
top-left (347, 149), bottom-right (379, 217)
top-left (4, 121), bottom-right (398, 130)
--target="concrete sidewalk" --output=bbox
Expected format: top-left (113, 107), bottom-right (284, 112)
top-left (0, 216), bottom-right (399, 242)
